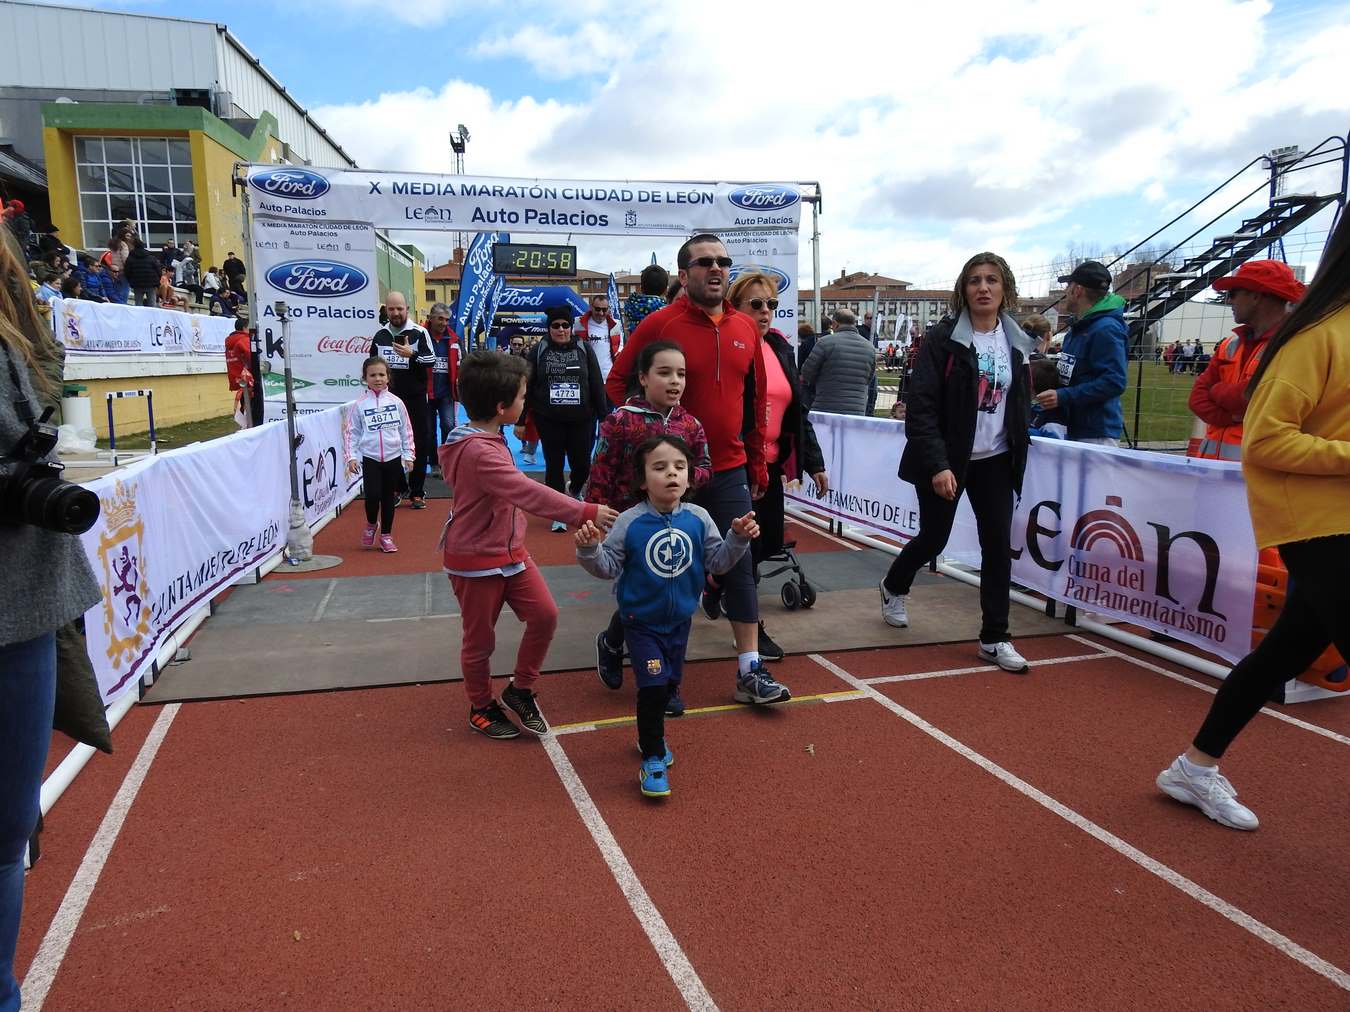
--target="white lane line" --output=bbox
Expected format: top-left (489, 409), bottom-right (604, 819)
top-left (424, 571), bottom-right (433, 615)
top-left (786, 517), bottom-right (861, 551)
top-left (551, 723), bottom-right (599, 736)
top-left (311, 579), bottom-right (338, 623)
top-left (1066, 634), bottom-right (1350, 749)
top-left (540, 733), bottom-right (718, 1011)
top-left (863, 651), bottom-right (1110, 685)
top-left (808, 653), bottom-right (1350, 994)
top-left (22, 703), bottom-right (181, 1010)
top-left (366, 613), bottom-right (459, 623)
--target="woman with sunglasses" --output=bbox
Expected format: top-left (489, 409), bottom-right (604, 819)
top-left (880, 252), bottom-right (1034, 673)
top-left (516, 304), bottom-right (608, 531)
top-left (724, 271), bottom-right (828, 661)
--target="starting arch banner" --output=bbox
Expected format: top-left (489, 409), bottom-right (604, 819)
top-left (243, 166), bottom-right (809, 417)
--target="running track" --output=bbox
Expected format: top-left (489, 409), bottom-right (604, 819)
top-left (16, 528), bottom-right (1350, 1009)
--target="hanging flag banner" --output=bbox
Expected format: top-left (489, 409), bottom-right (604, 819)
top-left (607, 273), bottom-right (623, 341)
top-left (245, 167), bottom-right (803, 236)
top-left (786, 413), bottom-right (1259, 662)
top-left (453, 230), bottom-right (506, 350)
top-left (477, 275), bottom-right (507, 342)
top-left (725, 229), bottom-right (800, 345)
top-left (249, 215), bottom-right (379, 419)
top-left (50, 298), bottom-right (232, 355)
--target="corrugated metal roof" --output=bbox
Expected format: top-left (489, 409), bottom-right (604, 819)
top-left (0, 147), bottom-right (46, 189)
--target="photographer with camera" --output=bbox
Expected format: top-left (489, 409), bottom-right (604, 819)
top-left (1, 230), bottom-right (102, 1011)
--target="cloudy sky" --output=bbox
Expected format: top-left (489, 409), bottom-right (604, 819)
top-left (84, 0), bottom-right (1350, 291)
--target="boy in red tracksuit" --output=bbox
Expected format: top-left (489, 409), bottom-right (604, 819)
top-left (439, 351), bottom-right (618, 739)
top-left (224, 318), bottom-right (254, 426)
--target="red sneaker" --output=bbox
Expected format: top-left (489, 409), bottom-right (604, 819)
top-left (379, 534), bottom-right (398, 553)
top-left (361, 523), bottom-right (377, 548)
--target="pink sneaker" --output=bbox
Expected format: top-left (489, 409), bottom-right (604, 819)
top-left (379, 534), bottom-right (398, 553)
top-left (361, 523), bottom-right (377, 548)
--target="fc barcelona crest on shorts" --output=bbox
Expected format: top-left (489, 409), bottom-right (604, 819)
top-left (647, 659), bottom-right (662, 675)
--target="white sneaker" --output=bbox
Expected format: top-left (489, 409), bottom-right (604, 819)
top-left (979, 641), bottom-right (1029, 673)
top-left (521, 453), bottom-right (536, 465)
top-left (1156, 757), bottom-right (1259, 831)
top-left (879, 583), bottom-right (908, 628)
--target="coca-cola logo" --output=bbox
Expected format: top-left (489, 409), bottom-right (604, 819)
top-left (316, 335), bottom-right (371, 354)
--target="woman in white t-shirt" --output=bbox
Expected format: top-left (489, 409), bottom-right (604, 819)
top-left (881, 252), bottom-right (1036, 672)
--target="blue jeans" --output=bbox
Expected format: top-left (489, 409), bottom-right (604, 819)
top-left (428, 396), bottom-right (456, 447)
top-left (0, 632), bottom-right (57, 1012)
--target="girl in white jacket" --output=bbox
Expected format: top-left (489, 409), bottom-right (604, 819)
top-left (343, 357), bottom-right (416, 552)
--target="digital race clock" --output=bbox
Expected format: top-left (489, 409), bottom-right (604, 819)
top-left (492, 243), bottom-right (578, 277)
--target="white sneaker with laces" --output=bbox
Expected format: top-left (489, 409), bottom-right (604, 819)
top-left (880, 584), bottom-right (909, 628)
top-left (1156, 757), bottom-right (1259, 831)
top-left (979, 641), bottom-right (1029, 673)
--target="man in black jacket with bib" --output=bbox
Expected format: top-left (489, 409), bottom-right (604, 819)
top-left (368, 291), bottom-right (435, 507)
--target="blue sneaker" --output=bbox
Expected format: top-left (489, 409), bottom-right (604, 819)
top-left (635, 741), bottom-right (674, 766)
top-left (665, 684), bottom-right (686, 717)
top-left (639, 757), bottom-right (671, 798)
top-left (734, 662), bottom-right (791, 705)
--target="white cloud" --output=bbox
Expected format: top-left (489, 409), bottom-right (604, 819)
top-left (310, 0), bottom-right (1350, 291)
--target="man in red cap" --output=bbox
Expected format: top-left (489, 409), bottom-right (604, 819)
top-left (1188, 259), bottom-right (1305, 460)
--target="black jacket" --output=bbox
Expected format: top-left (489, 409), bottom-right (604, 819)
top-left (524, 336), bottom-right (607, 424)
top-left (369, 323), bottom-right (435, 402)
top-left (763, 329), bottom-right (824, 480)
top-left (123, 246), bottom-right (161, 289)
top-left (898, 311), bottom-right (1034, 494)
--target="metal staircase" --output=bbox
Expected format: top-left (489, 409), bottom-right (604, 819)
top-left (1120, 191), bottom-right (1337, 343)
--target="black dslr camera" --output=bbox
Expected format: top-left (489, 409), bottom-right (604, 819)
top-left (0, 406), bottom-right (101, 534)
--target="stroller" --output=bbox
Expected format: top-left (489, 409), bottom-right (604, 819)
top-left (758, 538), bottom-right (817, 611)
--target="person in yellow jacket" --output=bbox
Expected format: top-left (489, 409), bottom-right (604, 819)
top-left (1156, 213), bottom-right (1350, 831)
top-left (1187, 260), bottom-right (1305, 460)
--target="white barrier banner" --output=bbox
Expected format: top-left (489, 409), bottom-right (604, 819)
top-left (249, 215), bottom-right (380, 420)
top-left (50, 297), bottom-right (232, 355)
top-left (79, 404), bottom-right (356, 703)
top-left (245, 166), bottom-right (803, 236)
top-left (787, 414), bottom-right (1258, 662)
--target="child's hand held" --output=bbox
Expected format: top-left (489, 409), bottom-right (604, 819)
top-left (595, 505), bottom-right (619, 529)
top-left (574, 521), bottom-right (601, 546)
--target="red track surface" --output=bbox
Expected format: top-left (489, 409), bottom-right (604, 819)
top-left (19, 520), bottom-right (1350, 1010)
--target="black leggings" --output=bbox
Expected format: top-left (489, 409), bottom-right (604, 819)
top-left (1194, 534), bottom-right (1350, 758)
top-left (536, 416), bottom-right (595, 497)
top-left (637, 684), bottom-right (671, 760)
top-left (403, 395), bottom-right (430, 499)
top-left (362, 456), bottom-right (403, 534)
top-left (882, 453), bottom-right (1014, 643)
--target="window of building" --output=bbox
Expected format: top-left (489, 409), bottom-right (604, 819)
top-left (75, 136), bottom-right (197, 249)
top-left (425, 289), bottom-right (436, 303)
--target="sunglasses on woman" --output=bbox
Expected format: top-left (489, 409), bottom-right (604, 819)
top-left (688, 256), bottom-right (733, 269)
top-left (549, 321), bottom-right (571, 329)
top-left (746, 298), bottom-right (779, 311)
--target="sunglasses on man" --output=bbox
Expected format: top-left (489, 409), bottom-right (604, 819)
top-left (688, 256), bottom-right (733, 269)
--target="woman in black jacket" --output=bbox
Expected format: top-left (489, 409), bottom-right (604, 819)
top-left (723, 272), bottom-right (827, 661)
top-left (516, 303), bottom-right (608, 531)
top-left (880, 252), bottom-right (1034, 672)
top-left (123, 238), bottom-right (161, 307)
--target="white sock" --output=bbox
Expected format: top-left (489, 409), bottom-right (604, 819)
top-left (1179, 754), bottom-right (1214, 777)
top-left (738, 651), bottom-right (760, 674)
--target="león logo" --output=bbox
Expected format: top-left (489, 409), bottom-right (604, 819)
top-left (60, 302), bottom-right (85, 348)
top-left (97, 480), bottom-right (152, 670)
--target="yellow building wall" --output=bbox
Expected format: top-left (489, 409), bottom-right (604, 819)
top-left (76, 374), bottom-right (235, 439)
top-left (411, 261), bottom-right (426, 316)
top-left (193, 131), bottom-right (282, 277)
top-left (43, 127), bottom-right (82, 248)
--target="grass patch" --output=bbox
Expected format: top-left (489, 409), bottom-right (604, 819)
top-left (102, 414), bottom-right (242, 450)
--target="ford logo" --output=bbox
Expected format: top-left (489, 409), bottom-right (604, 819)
top-left (729, 264), bottom-right (791, 294)
top-left (250, 167), bottom-right (331, 200)
top-left (266, 260), bottom-right (368, 299)
top-left (727, 184), bottom-right (800, 210)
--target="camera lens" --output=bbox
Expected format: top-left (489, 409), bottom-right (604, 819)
top-left (8, 475), bottom-right (101, 534)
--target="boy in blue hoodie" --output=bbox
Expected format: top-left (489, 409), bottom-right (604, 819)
top-left (1041, 260), bottom-right (1128, 444)
top-left (575, 434), bottom-right (758, 799)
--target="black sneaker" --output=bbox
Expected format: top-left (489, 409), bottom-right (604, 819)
top-left (468, 701), bottom-right (520, 739)
top-left (701, 583), bottom-right (723, 621)
top-left (596, 630), bottom-right (624, 690)
top-left (665, 684), bottom-right (686, 717)
top-left (758, 622), bottom-right (785, 663)
top-left (501, 682), bottom-right (549, 735)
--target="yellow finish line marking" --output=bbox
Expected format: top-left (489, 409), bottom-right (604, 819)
top-left (550, 689), bottom-right (866, 735)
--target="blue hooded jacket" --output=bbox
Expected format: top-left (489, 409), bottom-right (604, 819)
top-left (577, 499), bottom-right (749, 633)
top-left (1057, 293), bottom-right (1128, 439)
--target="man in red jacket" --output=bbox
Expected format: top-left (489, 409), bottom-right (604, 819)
top-left (606, 233), bottom-right (789, 711)
top-left (1188, 260), bottom-right (1303, 460)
